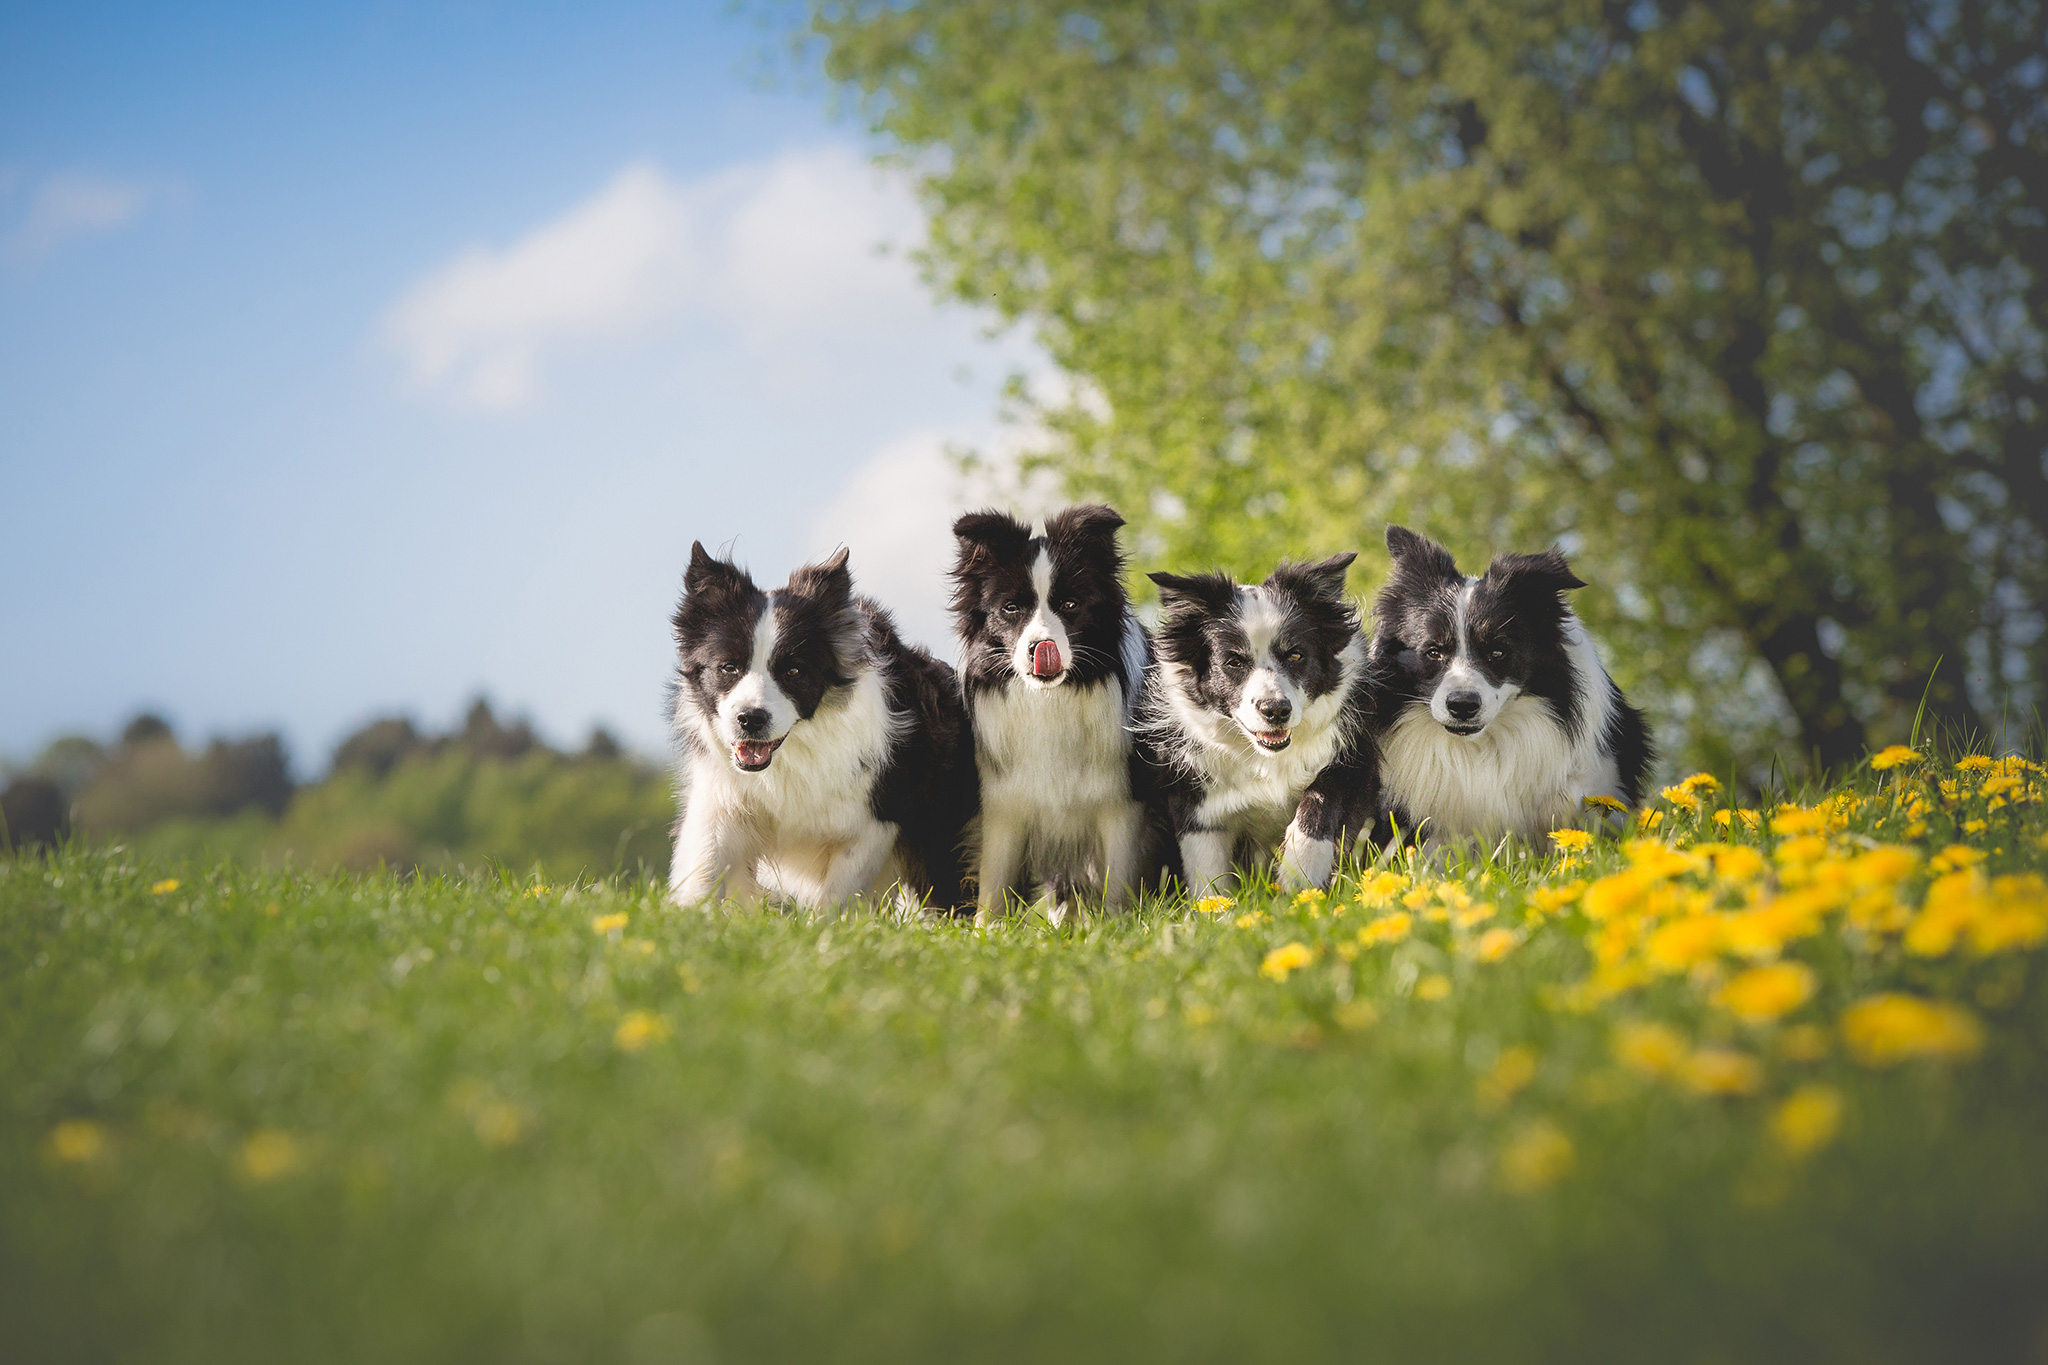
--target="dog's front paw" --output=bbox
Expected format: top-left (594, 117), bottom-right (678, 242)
top-left (1278, 826), bottom-right (1336, 891)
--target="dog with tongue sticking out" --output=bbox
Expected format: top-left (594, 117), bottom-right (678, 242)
top-left (666, 543), bottom-right (976, 913)
top-left (950, 504), bottom-right (1170, 917)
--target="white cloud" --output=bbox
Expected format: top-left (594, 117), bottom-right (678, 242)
top-left (804, 429), bottom-right (1063, 657)
top-left (4, 171), bottom-right (157, 263)
top-left (382, 145), bottom-right (933, 410)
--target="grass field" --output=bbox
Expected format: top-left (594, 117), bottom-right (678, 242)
top-left (5, 748), bottom-right (2048, 1363)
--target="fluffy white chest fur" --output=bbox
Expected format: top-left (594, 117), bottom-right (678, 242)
top-left (974, 676), bottom-right (1134, 856)
top-left (1380, 617), bottom-right (1625, 843)
top-left (670, 667), bottom-right (905, 905)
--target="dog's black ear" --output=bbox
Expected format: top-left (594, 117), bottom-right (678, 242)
top-left (1487, 547), bottom-right (1585, 599)
top-left (1384, 525), bottom-right (1459, 579)
top-left (1148, 570), bottom-right (1237, 617)
top-left (1271, 551), bottom-right (1356, 602)
top-left (787, 546), bottom-right (854, 604)
top-left (685, 541), bottom-right (751, 596)
top-left (1045, 503), bottom-right (1125, 545)
top-left (951, 509), bottom-right (1032, 569)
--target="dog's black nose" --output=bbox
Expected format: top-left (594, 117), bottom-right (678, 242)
top-left (1445, 692), bottom-right (1482, 722)
top-left (736, 707), bottom-right (771, 736)
top-left (1255, 698), bottom-right (1291, 725)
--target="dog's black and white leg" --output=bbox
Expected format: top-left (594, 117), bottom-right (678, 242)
top-left (1279, 759), bottom-right (1377, 892)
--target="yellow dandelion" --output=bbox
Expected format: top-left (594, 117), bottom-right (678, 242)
top-left (1613, 1020), bottom-right (1689, 1078)
top-left (1293, 888), bottom-right (1326, 907)
top-left (1770, 1085), bottom-right (1845, 1158)
top-left (1771, 805), bottom-right (1826, 836)
top-left (1680, 772), bottom-right (1722, 795)
top-left (1678, 1047), bottom-right (1763, 1096)
top-left (1714, 808), bottom-right (1763, 834)
top-left (1706, 845), bottom-right (1769, 883)
top-left (1904, 869), bottom-right (1986, 957)
top-left (1528, 880), bottom-right (1588, 915)
top-left (1453, 901), bottom-right (1497, 929)
top-left (1477, 1044), bottom-right (1540, 1110)
top-left (1969, 874), bottom-right (2048, 954)
top-left (1334, 1000), bottom-right (1379, 1032)
top-left (1582, 794), bottom-right (1628, 814)
top-left (1549, 828), bottom-right (1593, 855)
top-left (526, 883), bottom-right (551, 898)
top-left (1414, 973), bottom-right (1452, 1001)
top-left (239, 1130), bottom-right (305, 1183)
top-left (1955, 755), bottom-right (1994, 773)
top-left (1473, 927), bottom-right (1518, 962)
top-left (1259, 942), bottom-right (1315, 982)
top-left (1962, 818), bottom-right (1988, 834)
top-left (1234, 911), bottom-right (1266, 929)
top-left (1660, 785), bottom-right (1702, 814)
top-left (1839, 993), bottom-right (1983, 1067)
top-left (1773, 834), bottom-right (1831, 866)
top-left (1499, 1119), bottom-right (1574, 1193)
top-left (1637, 808), bottom-right (1665, 831)
top-left (46, 1119), bottom-right (109, 1164)
top-left (613, 1010), bottom-right (670, 1053)
top-left (1714, 962), bottom-right (1818, 1024)
top-left (150, 879), bottom-right (180, 896)
top-left (1194, 895), bottom-right (1235, 914)
top-left (1870, 745), bottom-right (1921, 771)
top-left (1357, 912), bottom-right (1413, 946)
top-left (590, 912), bottom-right (628, 935)
top-left (1644, 915), bottom-right (1723, 972)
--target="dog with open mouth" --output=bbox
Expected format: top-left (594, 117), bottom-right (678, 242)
top-left (950, 504), bottom-right (1168, 915)
top-left (1139, 554), bottom-right (1380, 897)
top-left (667, 543), bottom-right (976, 912)
top-left (1369, 525), bottom-right (1653, 845)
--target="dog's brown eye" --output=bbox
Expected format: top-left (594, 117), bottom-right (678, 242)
top-left (1224, 652), bottom-right (1251, 670)
top-left (718, 661), bottom-right (741, 676)
top-left (1424, 645), bottom-right (1445, 662)
top-left (1001, 600), bottom-right (1023, 615)
top-left (782, 664), bottom-right (805, 681)
top-left (1284, 649), bottom-right (1303, 664)
top-left (1488, 648), bottom-right (1505, 662)
top-left (1058, 598), bottom-right (1077, 613)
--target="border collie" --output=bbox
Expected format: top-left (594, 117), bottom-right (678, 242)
top-left (1369, 525), bottom-right (1653, 844)
top-left (1141, 555), bottom-right (1379, 896)
top-left (667, 543), bottom-right (976, 913)
top-left (950, 504), bottom-right (1162, 914)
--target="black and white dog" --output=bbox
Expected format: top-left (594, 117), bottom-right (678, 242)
top-left (667, 543), bottom-right (977, 913)
top-left (1369, 525), bottom-right (1653, 843)
top-left (950, 504), bottom-right (1162, 914)
top-left (1140, 555), bottom-right (1379, 896)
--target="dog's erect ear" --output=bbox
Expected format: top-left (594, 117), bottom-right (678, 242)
top-left (1487, 547), bottom-right (1586, 599)
top-left (1272, 551), bottom-right (1356, 603)
top-left (787, 545), bottom-right (854, 604)
top-left (1148, 570), bottom-right (1237, 617)
top-left (1045, 503), bottom-right (1125, 546)
top-left (1384, 525), bottom-right (1460, 579)
top-left (685, 541), bottom-right (751, 596)
top-left (951, 509), bottom-right (1032, 569)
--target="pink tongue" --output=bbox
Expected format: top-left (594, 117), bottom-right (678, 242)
top-left (1032, 640), bottom-right (1063, 678)
top-left (735, 741), bottom-right (775, 766)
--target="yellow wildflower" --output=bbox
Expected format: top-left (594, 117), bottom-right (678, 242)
top-left (1870, 745), bottom-right (1920, 770)
top-left (1415, 973), bottom-right (1452, 1001)
top-left (1357, 912), bottom-right (1413, 946)
top-left (1582, 794), bottom-right (1628, 814)
top-left (1679, 1048), bottom-right (1763, 1096)
top-left (239, 1130), bottom-right (304, 1183)
top-left (1401, 883), bottom-right (1437, 911)
top-left (1840, 993), bottom-right (1983, 1067)
top-left (1354, 871), bottom-right (1409, 906)
top-left (1613, 1021), bottom-right (1689, 1078)
top-left (1714, 808), bottom-right (1763, 833)
top-left (1477, 1045), bottom-right (1539, 1110)
top-left (1770, 1085), bottom-right (1845, 1158)
top-left (614, 1010), bottom-right (670, 1052)
top-left (1980, 774), bottom-right (2024, 800)
top-left (1548, 828), bottom-right (1593, 855)
top-left (1528, 880), bottom-right (1588, 915)
top-left (1955, 755), bottom-right (1994, 773)
top-left (1962, 818), bottom-right (1988, 834)
top-left (1679, 772), bottom-right (1722, 796)
top-left (46, 1119), bottom-right (108, 1164)
top-left (1707, 845), bottom-right (1769, 883)
top-left (1637, 808), bottom-right (1664, 831)
top-left (1968, 874), bottom-right (2048, 954)
top-left (1661, 784), bottom-right (1701, 813)
top-left (1234, 911), bottom-right (1266, 929)
top-left (1771, 805), bottom-right (1826, 836)
top-left (1194, 895), bottom-right (1235, 915)
top-left (1259, 942), bottom-right (1315, 982)
top-left (1473, 927), bottom-right (1518, 962)
top-left (1714, 962), bottom-right (1817, 1024)
top-left (1582, 867), bottom-right (1657, 922)
top-left (1453, 901), bottom-right (1497, 929)
top-left (150, 879), bottom-right (180, 896)
top-left (1644, 915), bottom-right (1723, 972)
top-left (1499, 1120), bottom-right (1575, 1193)
top-left (1773, 834), bottom-right (1831, 867)
top-left (590, 912), bottom-right (628, 935)
top-left (1905, 870), bottom-right (1988, 957)
top-left (1722, 888), bottom-right (1833, 959)
top-left (1293, 888), bottom-right (1326, 908)
top-left (1929, 844), bottom-right (1984, 874)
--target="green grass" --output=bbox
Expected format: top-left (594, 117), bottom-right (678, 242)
top-left (5, 757), bottom-right (2047, 1363)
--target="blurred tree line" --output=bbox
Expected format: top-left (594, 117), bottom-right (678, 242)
top-left (0, 701), bottom-right (675, 881)
top-left (810, 0), bottom-right (2047, 775)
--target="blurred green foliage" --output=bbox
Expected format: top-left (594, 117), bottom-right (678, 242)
top-left (809, 0), bottom-right (2047, 778)
top-left (2, 702), bottom-right (674, 882)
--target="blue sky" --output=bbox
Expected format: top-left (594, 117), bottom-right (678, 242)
top-left (1, 2), bottom-right (1043, 772)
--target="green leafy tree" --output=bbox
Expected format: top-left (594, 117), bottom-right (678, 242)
top-left (809, 0), bottom-right (2046, 772)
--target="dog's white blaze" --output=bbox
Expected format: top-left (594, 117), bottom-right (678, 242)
top-left (672, 662), bottom-right (908, 909)
top-left (975, 606), bottom-right (1146, 912)
top-left (715, 602), bottom-right (800, 748)
top-left (1384, 608), bottom-right (1627, 842)
top-left (1430, 577), bottom-right (1520, 729)
top-left (1230, 586), bottom-right (1307, 741)
top-left (1010, 546), bottom-right (1075, 688)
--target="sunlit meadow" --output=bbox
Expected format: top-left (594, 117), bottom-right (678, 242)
top-left (5, 744), bottom-right (2047, 1362)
